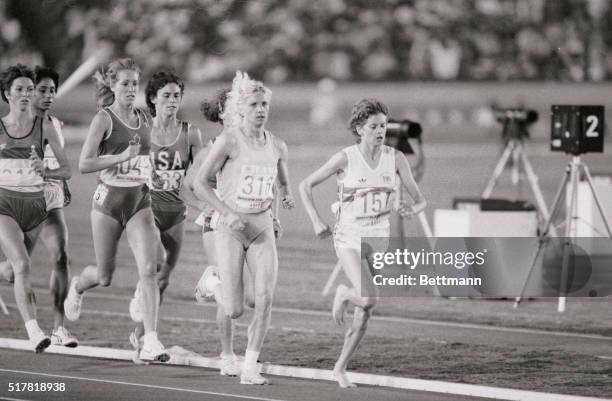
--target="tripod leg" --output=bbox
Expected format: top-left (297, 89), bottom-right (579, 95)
top-left (582, 164), bottom-right (612, 242)
top-left (511, 145), bottom-right (520, 186)
top-left (514, 166), bottom-right (570, 308)
top-left (519, 149), bottom-right (556, 236)
top-left (482, 142), bottom-right (514, 199)
top-left (513, 238), bottom-right (548, 308)
top-left (558, 158), bottom-right (580, 313)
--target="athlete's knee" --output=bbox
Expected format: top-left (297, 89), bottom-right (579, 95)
top-left (226, 302), bottom-right (244, 319)
top-left (138, 261), bottom-right (157, 278)
top-left (10, 258), bottom-right (30, 276)
top-left (354, 306), bottom-right (371, 328)
top-left (51, 250), bottom-right (69, 271)
top-left (253, 291), bottom-right (274, 314)
top-left (244, 295), bottom-right (255, 309)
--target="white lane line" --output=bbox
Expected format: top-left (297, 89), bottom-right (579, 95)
top-left (0, 397), bottom-right (33, 401)
top-left (0, 288), bottom-right (607, 340)
top-left (0, 368), bottom-right (288, 401)
top-left (1, 341), bottom-right (608, 401)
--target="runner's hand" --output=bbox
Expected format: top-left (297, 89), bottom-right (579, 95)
top-left (281, 194), bottom-right (296, 209)
top-left (224, 212), bottom-right (246, 231)
top-left (314, 219), bottom-right (331, 239)
top-left (273, 217), bottom-right (283, 239)
top-left (121, 143), bottom-right (141, 161)
top-left (29, 150), bottom-right (44, 176)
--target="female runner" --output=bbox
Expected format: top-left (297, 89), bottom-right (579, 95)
top-left (193, 72), bottom-right (294, 384)
top-left (299, 98), bottom-right (426, 387)
top-left (63, 58), bottom-right (169, 362)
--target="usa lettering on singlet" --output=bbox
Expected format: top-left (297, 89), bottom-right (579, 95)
top-left (335, 144), bottom-right (397, 229)
top-left (97, 108), bottom-right (152, 187)
top-left (150, 121), bottom-right (190, 202)
top-left (0, 116), bottom-right (45, 192)
top-left (217, 130), bottom-right (278, 213)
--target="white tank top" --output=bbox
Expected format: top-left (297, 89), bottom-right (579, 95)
top-left (336, 144), bottom-right (396, 229)
top-left (217, 130), bottom-right (278, 214)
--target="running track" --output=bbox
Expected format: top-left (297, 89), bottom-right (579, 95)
top-left (0, 349), bottom-right (493, 401)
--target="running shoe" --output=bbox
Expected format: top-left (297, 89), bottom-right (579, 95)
top-left (220, 354), bottom-right (241, 376)
top-left (194, 266), bottom-right (220, 303)
top-left (64, 277), bottom-right (83, 321)
top-left (332, 284), bottom-right (349, 325)
top-left (129, 282), bottom-right (143, 323)
top-left (51, 326), bottom-right (79, 348)
top-left (29, 330), bottom-right (51, 354)
top-left (139, 337), bottom-right (170, 362)
top-left (240, 370), bottom-right (269, 385)
top-left (129, 330), bottom-right (149, 365)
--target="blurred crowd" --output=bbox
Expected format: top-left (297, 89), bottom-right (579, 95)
top-left (1, 0), bottom-right (612, 82)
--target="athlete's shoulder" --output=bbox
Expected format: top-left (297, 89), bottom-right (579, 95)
top-left (340, 143), bottom-right (357, 155)
top-left (137, 108), bottom-right (152, 128)
top-left (383, 145), bottom-right (395, 155)
top-left (268, 131), bottom-right (287, 151)
top-left (215, 127), bottom-right (239, 147)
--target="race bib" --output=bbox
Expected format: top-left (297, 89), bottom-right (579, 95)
top-left (350, 189), bottom-right (393, 225)
top-left (0, 159), bottom-right (43, 186)
top-left (236, 164), bottom-right (276, 210)
top-left (43, 156), bottom-right (60, 170)
top-left (93, 184), bottom-right (109, 205)
top-left (116, 155), bottom-right (152, 182)
top-left (153, 169), bottom-right (185, 191)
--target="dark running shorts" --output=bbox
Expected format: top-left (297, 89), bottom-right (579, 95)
top-left (0, 187), bottom-right (47, 232)
top-left (152, 202), bottom-right (187, 232)
top-left (92, 183), bottom-right (151, 228)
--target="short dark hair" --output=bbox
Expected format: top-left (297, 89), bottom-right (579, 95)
top-left (200, 88), bottom-right (230, 125)
top-left (0, 64), bottom-right (35, 103)
top-left (34, 66), bottom-right (60, 88)
top-left (145, 70), bottom-right (185, 116)
top-left (348, 98), bottom-right (389, 141)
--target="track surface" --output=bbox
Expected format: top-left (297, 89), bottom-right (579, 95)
top-left (0, 350), bottom-right (497, 401)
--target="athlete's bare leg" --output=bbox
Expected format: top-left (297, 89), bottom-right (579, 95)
top-left (40, 208), bottom-right (70, 330)
top-left (0, 216), bottom-right (42, 323)
top-left (73, 210), bottom-right (122, 294)
top-left (332, 247), bottom-right (378, 388)
top-left (134, 220), bottom-right (184, 339)
top-left (244, 228), bottom-right (278, 353)
top-left (125, 208), bottom-right (161, 335)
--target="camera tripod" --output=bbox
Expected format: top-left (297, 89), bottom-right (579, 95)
top-left (482, 138), bottom-right (552, 229)
top-left (513, 156), bottom-right (612, 312)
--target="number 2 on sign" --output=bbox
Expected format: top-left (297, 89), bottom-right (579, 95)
top-left (586, 115), bottom-right (599, 138)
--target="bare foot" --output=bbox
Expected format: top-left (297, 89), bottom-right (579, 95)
top-left (333, 369), bottom-right (357, 388)
top-left (332, 284), bottom-right (349, 325)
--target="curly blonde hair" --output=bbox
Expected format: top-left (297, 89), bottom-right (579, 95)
top-left (223, 71), bottom-right (271, 128)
